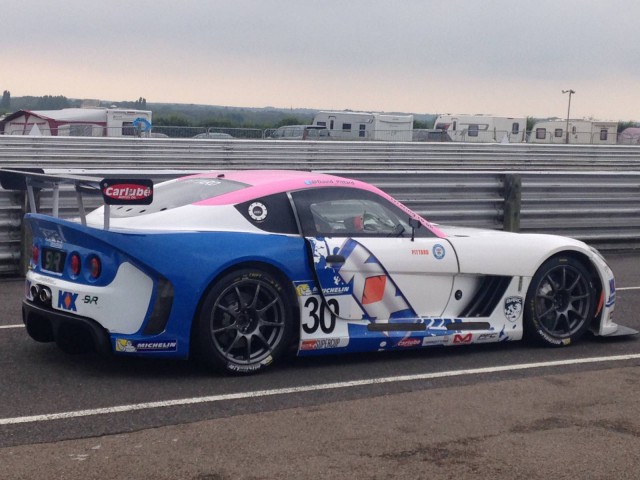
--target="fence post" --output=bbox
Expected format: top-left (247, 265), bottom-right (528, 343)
top-left (502, 173), bottom-right (521, 232)
top-left (19, 188), bottom-right (40, 276)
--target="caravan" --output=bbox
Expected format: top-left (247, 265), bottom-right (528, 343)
top-left (312, 111), bottom-right (413, 141)
top-left (0, 108), bottom-right (152, 137)
top-left (528, 119), bottom-right (618, 144)
top-left (433, 115), bottom-right (526, 143)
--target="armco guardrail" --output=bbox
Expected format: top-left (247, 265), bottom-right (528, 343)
top-left (2, 135), bottom-right (640, 171)
top-left (1, 135), bottom-right (640, 275)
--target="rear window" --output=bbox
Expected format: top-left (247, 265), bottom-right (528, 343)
top-left (109, 177), bottom-right (248, 217)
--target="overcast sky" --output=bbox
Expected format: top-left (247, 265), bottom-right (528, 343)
top-left (3, 0), bottom-right (639, 120)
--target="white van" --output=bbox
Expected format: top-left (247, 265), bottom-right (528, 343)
top-left (269, 125), bottom-right (330, 140)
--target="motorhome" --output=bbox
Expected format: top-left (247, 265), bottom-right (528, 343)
top-left (433, 114), bottom-right (526, 143)
top-left (0, 108), bottom-right (153, 137)
top-left (528, 119), bottom-right (618, 144)
top-left (312, 111), bottom-right (413, 141)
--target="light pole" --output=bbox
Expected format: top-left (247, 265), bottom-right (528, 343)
top-left (562, 89), bottom-right (575, 144)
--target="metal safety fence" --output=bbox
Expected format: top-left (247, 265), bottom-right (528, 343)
top-left (1, 135), bottom-right (640, 275)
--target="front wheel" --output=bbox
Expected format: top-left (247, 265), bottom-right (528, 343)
top-left (524, 256), bottom-right (596, 346)
top-left (194, 269), bottom-right (294, 374)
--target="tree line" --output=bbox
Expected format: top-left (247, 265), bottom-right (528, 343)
top-left (1, 92), bottom-right (637, 132)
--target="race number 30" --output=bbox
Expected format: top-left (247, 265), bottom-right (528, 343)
top-left (303, 297), bottom-right (339, 334)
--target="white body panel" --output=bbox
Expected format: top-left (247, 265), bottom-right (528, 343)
top-left (26, 262), bottom-right (153, 334)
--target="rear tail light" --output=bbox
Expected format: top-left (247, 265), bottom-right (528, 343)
top-left (90, 256), bottom-right (102, 279)
top-left (70, 253), bottom-right (81, 276)
top-left (32, 245), bottom-right (39, 265)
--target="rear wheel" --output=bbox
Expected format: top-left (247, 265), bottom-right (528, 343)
top-left (194, 268), bottom-right (294, 374)
top-left (524, 256), bottom-right (595, 346)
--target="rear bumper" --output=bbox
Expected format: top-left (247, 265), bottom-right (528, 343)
top-left (22, 300), bottom-right (112, 354)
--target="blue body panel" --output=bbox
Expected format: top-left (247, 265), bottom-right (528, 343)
top-left (25, 213), bottom-right (311, 358)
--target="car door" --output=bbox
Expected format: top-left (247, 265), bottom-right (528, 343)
top-left (290, 187), bottom-right (459, 326)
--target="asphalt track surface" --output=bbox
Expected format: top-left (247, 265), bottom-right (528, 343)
top-left (0, 252), bottom-right (639, 479)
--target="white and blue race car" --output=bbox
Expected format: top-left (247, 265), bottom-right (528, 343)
top-left (3, 169), bottom-right (636, 374)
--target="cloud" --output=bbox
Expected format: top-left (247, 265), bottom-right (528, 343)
top-left (3, 0), bottom-right (639, 120)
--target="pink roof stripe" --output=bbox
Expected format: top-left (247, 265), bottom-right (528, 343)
top-left (187, 170), bottom-right (445, 237)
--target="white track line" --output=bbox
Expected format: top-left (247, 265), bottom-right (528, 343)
top-left (2, 353), bottom-right (640, 426)
top-left (0, 325), bottom-right (24, 329)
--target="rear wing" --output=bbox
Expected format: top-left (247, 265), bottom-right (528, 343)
top-left (0, 168), bottom-right (153, 230)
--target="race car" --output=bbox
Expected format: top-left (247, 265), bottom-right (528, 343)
top-left (3, 168), bottom-right (636, 374)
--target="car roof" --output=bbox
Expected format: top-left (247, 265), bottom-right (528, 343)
top-left (182, 170), bottom-right (377, 206)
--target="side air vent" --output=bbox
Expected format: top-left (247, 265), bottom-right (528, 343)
top-left (459, 276), bottom-right (512, 318)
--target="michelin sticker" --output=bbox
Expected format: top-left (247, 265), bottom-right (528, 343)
top-left (115, 339), bottom-right (178, 353)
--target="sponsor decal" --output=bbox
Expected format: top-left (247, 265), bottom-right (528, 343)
top-left (57, 290), bottom-right (78, 311)
top-left (606, 278), bottom-right (616, 308)
top-left (41, 228), bottom-right (64, 248)
top-left (322, 286), bottom-right (350, 295)
top-left (422, 335), bottom-right (448, 346)
top-left (300, 338), bottom-right (341, 350)
top-left (433, 244), bottom-right (446, 260)
top-left (476, 332), bottom-right (499, 342)
top-left (101, 179), bottom-right (153, 205)
top-left (504, 296), bottom-right (523, 322)
top-left (115, 339), bottom-right (178, 353)
top-left (411, 249), bottom-right (429, 256)
top-left (248, 202), bottom-right (268, 221)
top-left (304, 179), bottom-right (355, 186)
top-left (396, 337), bottom-right (421, 348)
top-left (296, 283), bottom-right (314, 296)
top-left (82, 295), bottom-right (99, 305)
top-left (452, 333), bottom-right (473, 344)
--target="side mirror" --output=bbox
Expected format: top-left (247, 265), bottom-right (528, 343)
top-left (408, 217), bottom-right (421, 242)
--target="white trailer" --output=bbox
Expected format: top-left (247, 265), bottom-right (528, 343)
top-left (433, 114), bottom-right (526, 143)
top-left (528, 119), bottom-right (618, 144)
top-left (0, 108), bottom-right (152, 137)
top-left (312, 111), bottom-right (413, 141)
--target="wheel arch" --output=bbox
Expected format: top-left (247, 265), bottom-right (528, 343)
top-left (189, 260), bottom-right (301, 354)
top-left (554, 249), bottom-right (605, 330)
top-left (526, 249), bottom-right (603, 341)
top-left (542, 249), bottom-right (603, 301)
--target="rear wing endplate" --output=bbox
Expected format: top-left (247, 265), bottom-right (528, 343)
top-left (0, 168), bottom-right (153, 230)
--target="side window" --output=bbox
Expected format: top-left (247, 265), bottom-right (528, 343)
top-left (468, 124), bottom-right (479, 137)
top-left (291, 187), bottom-right (434, 238)
top-left (536, 128), bottom-right (547, 140)
top-left (342, 123), bottom-right (352, 131)
top-left (122, 122), bottom-right (135, 136)
top-left (234, 193), bottom-right (298, 234)
top-left (554, 128), bottom-right (563, 138)
top-left (512, 123), bottom-right (519, 134)
top-left (600, 129), bottom-right (608, 141)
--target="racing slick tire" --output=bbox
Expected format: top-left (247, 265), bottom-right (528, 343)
top-left (194, 268), bottom-right (295, 374)
top-left (524, 256), bottom-right (596, 347)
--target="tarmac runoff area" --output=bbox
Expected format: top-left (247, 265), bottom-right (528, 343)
top-left (1, 364), bottom-right (639, 480)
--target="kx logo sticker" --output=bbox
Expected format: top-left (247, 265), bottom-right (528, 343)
top-left (58, 291), bottom-right (78, 311)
